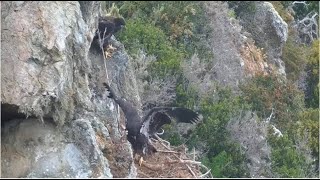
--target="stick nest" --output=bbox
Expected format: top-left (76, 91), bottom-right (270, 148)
top-left (134, 136), bottom-right (212, 178)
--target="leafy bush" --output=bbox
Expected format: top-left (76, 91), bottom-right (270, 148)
top-left (296, 109), bottom-right (319, 157)
top-left (117, 19), bottom-right (183, 76)
top-left (183, 88), bottom-right (250, 178)
top-left (268, 134), bottom-right (308, 178)
top-left (305, 40), bottom-right (319, 108)
top-left (227, 1), bottom-right (256, 18)
top-left (241, 74), bottom-right (318, 177)
top-left (118, 1), bottom-right (213, 60)
top-left (281, 35), bottom-right (308, 81)
top-left (240, 74), bottom-right (305, 130)
top-left (270, 1), bottom-right (294, 23)
top-left (289, 1), bottom-right (319, 20)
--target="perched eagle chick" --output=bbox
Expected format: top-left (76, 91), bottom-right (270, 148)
top-left (103, 83), bottom-right (202, 164)
top-left (91, 16), bottom-right (125, 57)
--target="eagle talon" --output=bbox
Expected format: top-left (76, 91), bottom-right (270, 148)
top-left (104, 44), bottom-right (117, 59)
top-left (104, 50), bottom-right (112, 59)
top-left (107, 44), bottom-right (117, 51)
top-left (139, 156), bottom-right (144, 166)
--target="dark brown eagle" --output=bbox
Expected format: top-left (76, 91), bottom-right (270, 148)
top-left (103, 83), bottom-right (201, 164)
top-left (91, 16), bottom-right (125, 53)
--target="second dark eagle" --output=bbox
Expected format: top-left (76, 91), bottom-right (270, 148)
top-left (91, 16), bottom-right (125, 57)
top-left (103, 83), bottom-right (202, 164)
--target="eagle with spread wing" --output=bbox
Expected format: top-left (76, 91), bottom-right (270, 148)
top-left (103, 83), bottom-right (201, 165)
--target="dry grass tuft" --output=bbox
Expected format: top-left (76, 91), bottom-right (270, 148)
top-left (240, 41), bottom-right (275, 77)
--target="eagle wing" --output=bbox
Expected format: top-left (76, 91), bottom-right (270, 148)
top-left (140, 107), bottom-right (201, 137)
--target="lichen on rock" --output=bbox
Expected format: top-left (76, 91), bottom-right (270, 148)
top-left (1, 1), bottom-right (137, 178)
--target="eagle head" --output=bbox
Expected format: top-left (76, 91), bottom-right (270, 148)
top-left (113, 17), bottom-right (126, 32)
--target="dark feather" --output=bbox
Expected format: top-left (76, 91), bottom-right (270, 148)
top-left (103, 83), bottom-right (202, 157)
top-left (141, 107), bottom-right (201, 137)
top-left (91, 16), bottom-right (125, 52)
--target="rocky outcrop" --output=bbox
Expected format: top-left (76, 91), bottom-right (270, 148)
top-left (1, 1), bottom-right (138, 178)
top-left (200, 2), bottom-right (277, 91)
top-left (238, 1), bottom-right (288, 76)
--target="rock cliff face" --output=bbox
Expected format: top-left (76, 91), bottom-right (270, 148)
top-left (201, 1), bottom-right (288, 92)
top-left (237, 1), bottom-right (288, 77)
top-left (1, 1), bottom-right (137, 178)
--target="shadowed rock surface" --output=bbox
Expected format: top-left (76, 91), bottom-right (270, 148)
top-left (1, 1), bottom-right (137, 178)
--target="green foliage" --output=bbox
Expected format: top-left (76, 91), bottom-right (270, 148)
top-left (175, 82), bottom-right (200, 109)
top-left (270, 1), bottom-right (294, 23)
top-left (228, 9), bottom-right (236, 19)
top-left (297, 109), bottom-right (319, 158)
top-left (162, 81), bottom-right (250, 178)
top-left (118, 1), bottom-right (213, 60)
top-left (227, 1), bottom-right (256, 18)
top-left (117, 19), bottom-right (183, 76)
top-left (281, 35), bottom-right (308, 81)
top-left (120, 1), bottom-right (196, 39)
top-left (268, 134), bottom-right (308, 178)
top-left (291, 1), bottom-right (319, 20)
top-left (241, 74), bottom-right (317, 178)
top-left (240, 74), bottom-right (305, 130)
top-left (295, 108), bottom-right (320, 177)
top-left (305, 40), bottom-right (319, 108)
top-left (161, 120), bottom-right (184, 146)
top-left (182, 88), bottom-right (250, 178)
top-left (206, 151), bottom-right (231, 177)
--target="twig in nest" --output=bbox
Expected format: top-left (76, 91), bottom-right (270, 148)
top-left (199, 168), bottom-right (211, 178)
top-left (156, 150), bottom-right (181, 154)
top-left (193, 147), bottom-right (196, 161)
top-left (186, 164), bottom-right (197, 178)
top-left (166, 158), bottom-right (202, 165)
top-left (199, 164), bottom-right (213, 178)
top-left (154, 134), bottom-right (171, 147)
top-left (142, 162), bottom-right (164, 171)
top-left (139, 171), bottom-right (151, 178)
top-left (152, 136), bottom-right (171, 151)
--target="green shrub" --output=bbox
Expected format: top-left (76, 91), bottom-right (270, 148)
top-left (305, 40), bottom-right (319, 108)
top-left (295, 109), bottom-right (319, 161)
top-left (227, 1), bottom-right (256, 18)
top-left (241, 74), bottom-right (317, 177)
top-left (117, 19), bottom-right (183, 76)
top-left (290, 1), bottom-right (319, 20)
top-left (270, 1), bottom-right (294, 23)
top-left (183, 87), bottom-right (249, 178)
top-left (240, 74), bottom-right (305, 130)
top-left (281, 35), bottom-right (308, 81)
top-left (268, 134), bottom-right (308, 178)
top-left (118, 1), bottom-right (213, 60)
